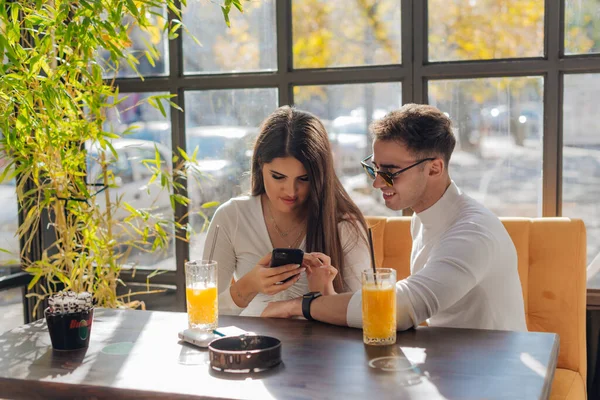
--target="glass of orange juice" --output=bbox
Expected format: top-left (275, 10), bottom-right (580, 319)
top-left (362, 268), bottom-right (396, 346)
top-left (185, 260), bottom-right (218, 331)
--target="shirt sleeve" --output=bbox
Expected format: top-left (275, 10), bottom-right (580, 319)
top-left (339, 220), bottom-right (371, 292)
top-left (202, 201), bottom-right (244, 316)
top-left (347, 221), bottom-right (494, 330)
top-left (398, 221), bottom-right (494, 327)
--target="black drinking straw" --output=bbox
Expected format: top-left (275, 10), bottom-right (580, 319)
top-left (367, 227), bottom-right (377, 285)
top-left (208, 225), bottom-right (220, 261)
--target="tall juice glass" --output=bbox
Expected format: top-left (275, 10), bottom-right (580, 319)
top-left (185, 260), bottom-right (218, 331)
top-left (362, 268), bottom-right (396, 345)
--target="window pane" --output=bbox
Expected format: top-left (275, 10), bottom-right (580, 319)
top-left (101, 92), bottom-right (174, 270)
top-left (185, 89), bottom-right (278, 259)
top-left (0, 288), bottom-right (24, 333)
top-left (99, 8), bottom-right (169, 78)
top-left (183, 0), bottom-right (276, 75)
top-left (0, 152), bottom-right (19, 266)
top-left (565, 0), bottom-right (600, 55)
top-left (429, 77), bottom-right (544, 216)
top-left (292, 0), bottom-right (401, 69)
top-left (428, 0), bottom-right (544, 62)
top-left (562, 74), bottom-right (600, 288)
top-left (293, 82), bottom-right (402, 216)
top-left (1, 15), bottom-right (19, 268)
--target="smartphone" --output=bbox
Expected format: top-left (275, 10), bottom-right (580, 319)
top-left (270, 248), bottom-right (304, 283)
top-left (178, 326), bottom-right (250, 348)
top-left (178, 329), bottom-right (219, 348)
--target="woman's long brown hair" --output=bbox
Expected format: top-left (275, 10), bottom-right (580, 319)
top-left (250, 106), bottom-right (368, 292)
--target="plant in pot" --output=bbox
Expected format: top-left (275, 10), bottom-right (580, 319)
top-left (0, 0), bottom-right (244, 350)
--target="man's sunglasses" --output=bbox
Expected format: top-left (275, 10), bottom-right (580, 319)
top-left (360, 154), bottom-right (436, 187)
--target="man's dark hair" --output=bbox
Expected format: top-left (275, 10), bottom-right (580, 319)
top-left (370, 103), bottom-right (456, 168)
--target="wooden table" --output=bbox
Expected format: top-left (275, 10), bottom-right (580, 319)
top-left (0, 308), bottom-right (558, 400)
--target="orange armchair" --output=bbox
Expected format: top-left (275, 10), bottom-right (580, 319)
top-left (366, 216), bottom-right (587, 400)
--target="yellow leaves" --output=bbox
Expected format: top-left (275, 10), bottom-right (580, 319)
top-left (566, 27), bottom-right (594, 54)
top-left (429, 0), bottom-right (544, 61)
top-left (293, 29), bottom-right (333, 69)
top-left (293, 85), bottom-right (327, 105)
top-left (292, 0), bottom-right (400, 68)
top-left (144, 15), bottom-right (165, 45)
top-left (213, 19), bottom-right (260, 71)
top-left (565, 2), bottom-right (600, 54)
top-left (472, 92), bottom-right (486, 104)
top-left (462, 42), bottom-right (476, 53)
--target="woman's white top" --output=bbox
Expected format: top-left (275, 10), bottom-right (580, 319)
top-left (346, 182), bottom-right (528, 331)
top-left (202, 195), bottom-right (371, 316)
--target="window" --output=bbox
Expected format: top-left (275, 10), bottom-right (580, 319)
top-left (293, 82), bottom-right (402, 216)
top-left (98, 92), bottom-right (174, 270)
top-left (563, 73), bottom-right (600, 288)
top-left (565, 0), bottom-right (600, 55)
top-left (99, 8), bottom-right (169, 78)
top-left (17, 0), bottom-right (597, 309)
top-left (0, 20), bottom-right (19, 268)
top-left (292, 0), bottom-right (401, 68)
top-left (185, 89), bottom-right (278, 260)
top-left (429, 0), bottom-right (544, 62)
top-left (1, 17), bottom-right (25, 321)
top-left (429, 77), bottom-right (544, 217)
top-left (0, 165), bottom-right (19, 267)
top-left (183, 1), bottom-right (277, 74)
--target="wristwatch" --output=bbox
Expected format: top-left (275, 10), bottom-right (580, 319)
top-left (302, 291), bottom-right (322, 321)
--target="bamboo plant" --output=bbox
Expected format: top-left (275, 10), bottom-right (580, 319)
top-left (0, 0), bottom-right (244, 315)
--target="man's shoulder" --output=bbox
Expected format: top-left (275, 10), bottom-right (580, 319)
top-left (441, 196), bottom-right (517, 265)
top-left (449, 194), bottom-right (509, 239)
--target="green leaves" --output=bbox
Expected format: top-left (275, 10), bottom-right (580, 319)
top-left (125, 0), bottom-right (140, 19)
top-left (221, 0), bottom-right (245, 27)
top-left (0, 0), bottom-right (237, 313)
top-left (147, 93), bottom-right (178, 117)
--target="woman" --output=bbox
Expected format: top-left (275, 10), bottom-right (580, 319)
top-left (203, 106), bottom-right (370, 316)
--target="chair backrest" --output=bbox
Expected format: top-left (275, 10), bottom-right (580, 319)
top-left (365, 216), bottom-right (587, 380)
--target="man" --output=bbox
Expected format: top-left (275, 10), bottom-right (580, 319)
top-left (262, 103), bottom-right (527, 332)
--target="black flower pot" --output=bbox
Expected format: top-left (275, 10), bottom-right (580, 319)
top-left (44, 308), bottom-right (94, 351)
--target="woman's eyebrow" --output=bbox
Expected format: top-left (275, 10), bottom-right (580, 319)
top-left (269, 169), bottom-right (286, 177)
top-left (269, 169), bottom-right (308, 179)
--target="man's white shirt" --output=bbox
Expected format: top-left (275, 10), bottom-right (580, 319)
top-left (346, 181), bottom-right (528, 331)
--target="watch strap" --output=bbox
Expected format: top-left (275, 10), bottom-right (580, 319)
top-left (302, 292), bottom-right (322, 321)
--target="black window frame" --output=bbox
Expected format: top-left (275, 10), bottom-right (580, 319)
top-left (5, 0), bottom-right (600, 319)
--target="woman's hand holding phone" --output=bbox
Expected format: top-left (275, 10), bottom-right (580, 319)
top-left (303, 252), bottom-right (338, 296)
top-left (251, 252), bottom-right (305, 295)
top-left (231, 252), bottom-right (305, 308)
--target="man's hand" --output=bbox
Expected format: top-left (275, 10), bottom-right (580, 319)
top-left (262, 293), bottom-right (355, 328)
top-left (261, 298), bottom-right (302, 319)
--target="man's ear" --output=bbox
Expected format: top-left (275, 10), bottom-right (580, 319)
top-left (428, 158), bottom-right (444, 177)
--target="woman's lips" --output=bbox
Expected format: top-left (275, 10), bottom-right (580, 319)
top-left (281, 197), bottom-right (297, 205)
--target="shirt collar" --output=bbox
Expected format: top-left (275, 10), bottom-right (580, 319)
top-left (414, 181), bottom-right (461, 230)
